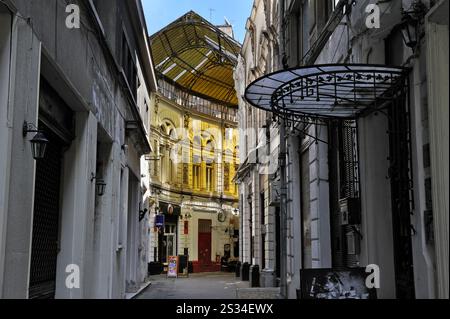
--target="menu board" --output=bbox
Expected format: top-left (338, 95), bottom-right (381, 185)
top-left (167, 256), bottom-right (178, 278)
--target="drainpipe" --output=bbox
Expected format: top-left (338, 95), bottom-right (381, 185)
top-left (278, 0), bottom-right (288, 299)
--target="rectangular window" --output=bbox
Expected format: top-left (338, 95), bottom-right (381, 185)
top-left (206, 164), bottom-right (214, 192)
top-left (224, 163), bottom-right (230, 192)
top-left (183, 164), bottom-right (189, 185)
top-left (170, 159), bottom-right (176, 183)
top-left (193, 164), bottom-right (201, 190)
top-left (121, 32), bottom-right (137, 100)
top-left (308, 0), bottom-right (317, 34)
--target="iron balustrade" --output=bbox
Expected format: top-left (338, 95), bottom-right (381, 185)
top-left (158, 80), bottom-right (238, 123)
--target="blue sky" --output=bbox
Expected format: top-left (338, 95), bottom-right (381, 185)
top-left (142, 0), bottom-right (254, 43)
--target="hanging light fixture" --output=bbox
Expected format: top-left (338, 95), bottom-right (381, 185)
top-left (400, 1), bottom-right (426, 50)
top-left (400, 13), bottom-right (418, 48)
top-left (91, 173), bottom-right (107, 197)
top-left (95, 179), bottom-right (107, 197)
top-left (23, 122), bottom-right (49, 160)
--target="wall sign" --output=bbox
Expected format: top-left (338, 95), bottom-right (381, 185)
top-left (155, 215), bottom-right (165, 228)
top-left (184, 221), bottom-right (189, 235)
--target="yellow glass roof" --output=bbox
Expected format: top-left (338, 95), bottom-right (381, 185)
top-left (150, 11), bottom-right (241, 107)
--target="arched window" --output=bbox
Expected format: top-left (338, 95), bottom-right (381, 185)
top-left (192, 136), bottom-right (202, 190)
top-left (169, 128), bottom-right (178, 140)
top-left (160, 124), bottom-right (167, 135)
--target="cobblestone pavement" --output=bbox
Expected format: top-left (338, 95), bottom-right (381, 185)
top-left (136, 272), bottom-right (249, 299)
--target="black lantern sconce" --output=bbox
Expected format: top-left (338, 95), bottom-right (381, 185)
top-left (139, 208), bottom-right (149, 222)
top-left (400, 1), bottom-right (426, 51)
top-left (23, 122), bottom-right (49, 160)
top-left (91, 173), bottom-right (107, 197)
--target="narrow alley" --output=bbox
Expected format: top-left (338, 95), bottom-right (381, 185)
top-left (136, 273), bottom-right (248, 300)
top-left (0, 0), bottom-right (448, 303)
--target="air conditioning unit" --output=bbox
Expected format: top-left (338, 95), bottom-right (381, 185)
top-left (340, 198), bottom-right (361, 226)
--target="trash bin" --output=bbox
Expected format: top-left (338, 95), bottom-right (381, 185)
top-left (148, 262), bottom-right (163, 276)
top-left (250, 265), bottom-right (260, 288)
top-left (235, 262), bottom-right (242, 278)
top-left (241, 262), bottom-right (250, 281)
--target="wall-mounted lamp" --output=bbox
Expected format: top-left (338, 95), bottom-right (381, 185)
top-left (91, 173), bottom-right (107, 197)
top-left (400, 1), bottom-right (426, 50)
top-left (23, 122), bottom-right (49, 160)
top-left (139, 208), bottom-right (148, 222)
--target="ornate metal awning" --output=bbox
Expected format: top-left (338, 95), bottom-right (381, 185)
top-left (150, 11), bottom-right (241, 107)
top-left (245, 64), bottom-right (409, 120)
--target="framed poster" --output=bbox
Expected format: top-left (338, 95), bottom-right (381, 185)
top-left (167, 256), bottom-right (178, 278)
top-left (300, 268), bottom-right (377, 299)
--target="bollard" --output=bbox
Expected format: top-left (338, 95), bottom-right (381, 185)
top-left (241, 262), bottom-right (250, 281)
top-left (250, 265), bottom-right (260, 288)
top-left (235, 262), bottom-right (241, 278)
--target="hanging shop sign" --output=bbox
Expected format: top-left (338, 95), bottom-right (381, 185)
top-left (160, 202), bottom-right (181, 216)
top-left (167, 256), bottom-right (178, 278)
top-left (155, 215), bottom-right (165, 228)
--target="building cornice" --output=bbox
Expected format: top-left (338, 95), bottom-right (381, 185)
top-left (150, 183), bottom-right (238, 203)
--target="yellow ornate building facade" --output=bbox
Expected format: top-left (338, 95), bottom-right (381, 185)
top-left (147, 81), bottom-right (240, 272)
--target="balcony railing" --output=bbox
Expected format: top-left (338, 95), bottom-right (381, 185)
top-left (157, 80), bottom-right (238, 123)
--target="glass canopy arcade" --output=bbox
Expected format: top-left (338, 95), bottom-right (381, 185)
top-left (245, 64), bottom-right (408, 120)
top-left (150, 11), bottom-right (241, 108)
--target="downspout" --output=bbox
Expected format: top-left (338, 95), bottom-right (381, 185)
top-left (278, 0), bottom-right (288, 299)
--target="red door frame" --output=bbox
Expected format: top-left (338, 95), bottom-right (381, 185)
top-left (198, 220), bottom-right (212, 272)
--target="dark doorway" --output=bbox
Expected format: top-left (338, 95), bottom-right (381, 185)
top-left (158, 213), bottom-right (178, 264)
top-left (29, 123), bottom-right (64, 299)
top-left (385, 24), bottom-right (415, 300)
top-left (328, 120), bottom-right (361, 269)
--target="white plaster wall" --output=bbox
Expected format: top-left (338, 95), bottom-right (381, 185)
top-left (55, 112), bottom-right (98, 299)
top-left (0, 11), bottom-right (12, 297)
top-left (426, 4), bottom-right (449, 298)
top-left (308, 126), bottom-right (331, 269)
top-left (1, 17), bottom-right (41, 298)
top-left (358, 113), bottom-right (396, 299)
top-left (408, 55), bottom-right (437, 299)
